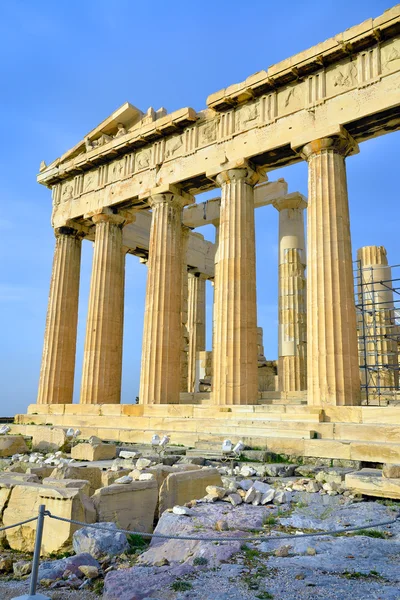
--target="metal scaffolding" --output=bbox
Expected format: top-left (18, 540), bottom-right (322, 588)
top-left (354, 260), bottom-right (400, 406)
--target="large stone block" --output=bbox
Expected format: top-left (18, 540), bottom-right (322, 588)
top-left (3, 483), bottom-right (96, 554)
top-left (71, 443), bottom-right (116, 462)
top-left (32, 426), bottom-right (68, 452)
top-left (50, 465), bottom-right (102, 496)
top-left (91, 480), bottom-right (158, 533)
top-left (43, 477), bottom-right (91, 496)
top-left (0, 435), bottom-right (28, 457)
top-left (345, 468), bottom-right (400, 500)
top-left (158, 468), bottom-right (222, 516)
top-left (383, 464), bottom-right (400, 479)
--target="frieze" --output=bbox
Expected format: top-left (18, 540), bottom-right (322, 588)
top-left (48, 30), bottom-right (400, 226)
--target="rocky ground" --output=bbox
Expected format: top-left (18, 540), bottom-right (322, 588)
top-left (101, 494), bottom-right (400, 600)
top-left (1, 442), bottom-right (400, 599)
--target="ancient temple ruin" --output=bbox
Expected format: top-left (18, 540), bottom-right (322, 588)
top-left (16, 6), bottom-right (400, 465)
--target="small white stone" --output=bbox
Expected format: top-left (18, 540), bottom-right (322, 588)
top-left (238, 479), bottom-right (253, 491)
top-left (114, 476), bottom-right (133, 484)
top-left (253, 481), bottom-right (272, 494)
top-left (172, 505), bottom-right (192, 516)
top-left (240, 465), bottom-right (256, 477)
top-left (120, 450), bottom-right (141, 460)
top-left (261, 489), bottom-right (275, 504)
top-left (244, 487), bottom-right (257, 503)
top-left (139, 473), bottom-right (154, 481)
top-left (227, 493), bottom-right (242, 507)
top-left (136, 458), bottom-right (152, 470)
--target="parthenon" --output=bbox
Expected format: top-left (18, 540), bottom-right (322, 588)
top-left (17, 5), bottom-right (400, 465)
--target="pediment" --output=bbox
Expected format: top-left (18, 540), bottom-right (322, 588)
top-left (56, 102), bottom-right (144, 165)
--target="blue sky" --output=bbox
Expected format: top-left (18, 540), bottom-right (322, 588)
top-left (0, 0), bottom-right (398, 416)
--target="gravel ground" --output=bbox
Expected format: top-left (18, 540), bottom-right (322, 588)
top-left (1, 496), bottom-right (400, 600)
top-left (0, 579), bottom-right (100, 599)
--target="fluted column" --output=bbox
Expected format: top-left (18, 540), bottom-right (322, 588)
top-left (301, 133), bottom-right (360, 406)
top-left (37, 226), bottom-right (82, 404)
top-left (211, 219), bottom-right (220, 354)
top-left (212, 162), bottom-right (259, 405)
top-left (140, 190), bottom-right (190, 404)
top-left (80, 211), bottom-right (127, 405)
top-left (187, 272), bottom-right (206, 393)
top-left (273, 194), bottom-right (307, 392)
top-left (357, 245), bottom-right (398, 399)
top-left (180, 226), bottom-right (190, 393)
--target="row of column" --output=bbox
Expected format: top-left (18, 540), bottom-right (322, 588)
top-left (37, 129), bottom-right (361, 407)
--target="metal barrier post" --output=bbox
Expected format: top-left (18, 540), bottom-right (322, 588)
top-left (12, 504), bottom-right (51, 600)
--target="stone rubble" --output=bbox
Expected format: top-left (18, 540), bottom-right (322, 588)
top-left (0, 437), bottom-right (400, 597)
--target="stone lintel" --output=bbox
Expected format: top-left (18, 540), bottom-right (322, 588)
top-left (291, 124), bottom-right (359, 158)
top-left (183, 179), bottom-right (289, 228)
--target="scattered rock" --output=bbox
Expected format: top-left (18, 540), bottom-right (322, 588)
top-left (13, 560), bottom-right (32, 577)
top-left (206, 485), bottom-right (226, 499)
top-left (240, 465), bottom-right (256, 477)
top-left (307, 546), bottom-right (317, 555)
top-left (275, 545), bottom-right (290, 557)
top-left (136, 458), bottom-right (152, 470)
top-left (38, 553), bottom-right (100, 582)
top-left (73, 523), bottom-right (129, 558)
top-left (274, 490), bottom-right (292, 505)
top-left (253, 481), bottom-right (272, 494)
top-left (265, 463), bottom-right (297, 477)
top-left (78, 565), bottom-right (99, 579)
top-left (0, 557), bottom-right (13, 573)
top-left (139, 473), bottom-right (155, 482)
top-left (119, 450), bottom-right (141, 460)
top-left (238, 479), bottom-right (253, 491)
top-left (252, 491), bottom-right (262, 506)
top-left (227, 493), bottom-right (242, 507)
top-left (215, 520), bottom-right (229, 531)
top-left (261, 489), bottom-right (275, 504)
top-left (244, 487), bottom-right (257, 503)
top-left (305, 480), bottom-right (320, 493)
top-left (173, 505), bottom-right (193, 516)
top-left (114, 475), bottom-right (133, 484)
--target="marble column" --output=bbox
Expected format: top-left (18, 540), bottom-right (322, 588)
top-left (273, 194), bottom-right (307, 392)
top-left (187, 272), bottom-right (206, 393)
top-left (357, 245), bottom-right (398, 399)
top-left (180, 226), bottom-right (190, 393)
top-left (139, 190), bottom-right (189, 404)
top-left (301, 133), bottom-right (360, 406)
top-left (211, 219), bottom-right (220, 356)
top-left (212, 162), bottom-right (259, 405)
top-left (37, 226), bottom-right (82, 404)
top-left (80, 211), bottom-right (126, 405)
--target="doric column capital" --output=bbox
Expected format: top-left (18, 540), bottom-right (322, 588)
top-left (54, 225), bottom-right (81, 238)
top-left (298, 128), bottom-right (359, 161)
top-left (84, 207), bottom-right (136, 227)
top-left (273, 192), bottom-right (307, 212)
top-left (147, 184), bottom-right (194, 209)
top-left (212, 159), bottom-right (265, 188)
top-left (188, 269), bottom-right (208, 280)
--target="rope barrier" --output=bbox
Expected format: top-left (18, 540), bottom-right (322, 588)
top-left (6, 504), bottom-right (400, 599)
top-left (0, 516), bottom-right (38, 531)
top-left (46, 509), bottom-right (400, 544)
